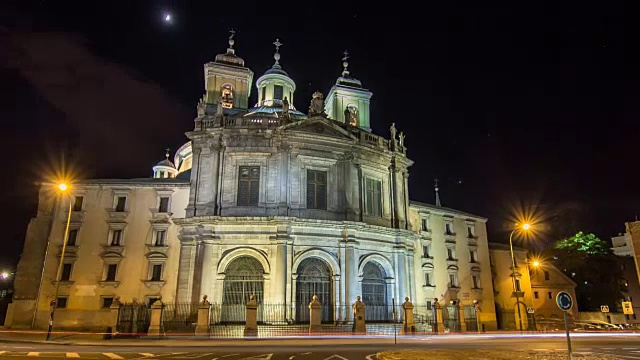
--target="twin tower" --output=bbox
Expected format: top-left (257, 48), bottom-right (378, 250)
top-left (199, 33), bottom-right (374, 132)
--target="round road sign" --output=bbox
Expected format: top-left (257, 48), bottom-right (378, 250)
top-left (556, 291), bottom-right (573, 311)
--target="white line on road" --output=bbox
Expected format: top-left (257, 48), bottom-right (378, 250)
top-left (27, 352), bottom-right (39, 357)
top-left (139, 353), bottom-right (155, 358)
top-left (212, 354), bottom-right (239, 360)
top-left (103, 353), bottom-right (125, 360)
top-left (300, 353), bottom-right (311, 356)
top-left (66, 353), bottom-right (80, 358)
top-left (365, 354), bottom-right (377, 360)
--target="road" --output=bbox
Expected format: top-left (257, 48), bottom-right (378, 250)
top-left (1, 333), bottom-right (640, 359)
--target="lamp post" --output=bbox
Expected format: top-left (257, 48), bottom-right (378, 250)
top-left (46, 183), bottom-right (73, 341)
top-left (509, 223), bottom-right (531, 332)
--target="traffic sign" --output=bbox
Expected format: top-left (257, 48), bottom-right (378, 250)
top-left (601, 305), bottom-right (610, 313)
top-left (622, 302), bottom-right (634, 315)
top-left (556, 291), bottom-right (573, 311)
top-left (527, 307), bottom-right (535, 314)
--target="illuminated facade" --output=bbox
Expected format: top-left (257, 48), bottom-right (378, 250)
top-left (7, 35), bottom-right (497, 330)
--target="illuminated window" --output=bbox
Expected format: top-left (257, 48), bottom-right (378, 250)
top-left (261, 86), bottom-right (266, 102)
top-left (472, 275), bottom-right (481, 289)
top-left (449, 274), bottom-right (458, 287)
top-left (306, 170), bottom-right (327, 210)
top-left (237, 166), bottom-right (260, 206)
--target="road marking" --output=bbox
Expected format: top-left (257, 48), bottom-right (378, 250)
top-left (27, 352), bottom-right (39, 357)
top-left (103, 353), bottom-right (125, 360)
top-left (299, 353), bottom-right (311, 357)
top-left (66, 353), bottom-right (80, 358)
top-left (365, 354), bottom-right (377, 360)
top-left (323, 356), bottom-right (349, 360)
top-left (139, 354), bottom-right (155, 358)
top-left (603, 354), bottom-right (640, 360)
top-left (213, 354), bottom-right (239, 360)
top-left (240, 355), bottom-right (273, 360)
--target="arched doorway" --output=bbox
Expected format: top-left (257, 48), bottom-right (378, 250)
top-left (296, 257), bottom-right (333, 323)
top-left (221, 256), bottom-right (264, 322)
top-left (362, 261), bottom-right (389, 321)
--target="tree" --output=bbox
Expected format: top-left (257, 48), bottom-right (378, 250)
top-left (546, 232), bottom-right (625, 312)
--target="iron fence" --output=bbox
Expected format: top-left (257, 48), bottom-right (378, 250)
top-left (116, 302), bottom-right (150, 336)
top-left (161, 303), bottom-right (198, 334)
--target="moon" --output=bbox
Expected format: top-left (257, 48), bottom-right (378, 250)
top-left (163, 13), bottom-right (172, 23)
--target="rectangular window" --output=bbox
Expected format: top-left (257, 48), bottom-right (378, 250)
top-left (111, 230), bottom-right (122, 246)
top-left (73, 196), bottom-right (84, 212)
top-left (515, 279), bottom-right (522, 292)
top-left (467, 225), bottom-right (474, 237)
top-left (544, 271), bottom-right (550, 280)
top-left (469, 249), bottom-right (477, 262)
top-left (445, 222), bottom-right (454, 235)
top-left (102, 297), bottom-right (114, 309)
top-left (237, 166), bottom-right (260, 206)
top-left (67, 229), bottom-right (78, 246)
top-left (421, 218), bottom-right (430, 231)
top-left (426, 300), bottom-right (432, 311)
top-left (115, 196), bottom-right (127, 212)
top-left (364, 178), bottom-right (382, 217)
top-left (449, 274), bottom-right (458, 287)
top-left (151, 264), bottom-right (163, 281)
top-left (534, 291), bottom-right (539, 299)
top-left (261, 86), bottom-right (266, 101)
top-left (105, 264), bottom-right (117, 281)
top-left (547, 291), bottom-right (552, 299)
top-left (60, 263), bottom-right (72, 281)
top-left (273, 85), bottom-right (284, 100)
top-left (423, 244), bottom-right (431, 258)
top-left (306, 170), bottom-right (327, 210)
top-left (155, 230), bottom-right (166, 246)
top-left (424, 272), bottom-right (432, 286)
top-left (56, 297), bottom-right (68, 309)
top-left (472, 275), bottom-right (481, 289)
top-left (447, 248), bottom-right (455, 260)
top-left (158, 197), bottom-right (170, 213)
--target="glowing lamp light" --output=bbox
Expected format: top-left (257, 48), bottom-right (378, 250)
top-left (532, 260), bottom-right (541, 268)
top-left (0, 272), bottom-right (9, 280)
top-left (522, 223), bottom-right (531, 230)
top-left (58, 183), bottom-right (68, 192)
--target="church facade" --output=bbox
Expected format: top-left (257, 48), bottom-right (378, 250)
top-left (7, 35), bottom-right (498, 330)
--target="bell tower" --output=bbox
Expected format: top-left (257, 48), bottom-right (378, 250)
top-left (325, 51), bottom-right (373, 131)
top-left (203, 30), bottom-right (254, 110)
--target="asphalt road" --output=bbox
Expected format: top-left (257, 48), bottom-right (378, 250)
top-left (2, 334), bottom-right (640, 359)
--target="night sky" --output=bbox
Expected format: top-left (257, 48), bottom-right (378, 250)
top-left (0, 0), bottom-right (630, 269)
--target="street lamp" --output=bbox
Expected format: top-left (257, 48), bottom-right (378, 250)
top-left (46, 182), bottom-right (73, 341)
top-left (509, 223), bottom-right (531, 332)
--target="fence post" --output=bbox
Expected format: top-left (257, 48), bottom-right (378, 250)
top-left (196, 295), bottom-right (211, 336)
top-left (147, 298), bottom-right (164, 337)
top-left (309, 295), bottom-right (322, 334)
top-left (435, 302), bottom-right (444, 334)
top-left (244, 295), bottom-right (258, 337)
top-left (352, 296), bottom-right (366, 334)
top-left (107, 297), bottom-right (121, 338)
top-left (402, 297), bottom-right (414, 334)
top-left (458, 305), bottom-right (467, 332)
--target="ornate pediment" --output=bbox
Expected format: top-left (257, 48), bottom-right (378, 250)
top-left (281, 118), bottom-right (357, 141)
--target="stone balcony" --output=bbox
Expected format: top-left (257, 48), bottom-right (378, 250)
top-left (106, 209), bottom-right (129, 222)
top-left (145, 245), bottom-right (169, 255)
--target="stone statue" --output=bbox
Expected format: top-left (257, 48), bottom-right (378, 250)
top-left (282, 96), bottom-right (290, 116)
top-left (344, 107), bottom-right (351, 126)
top-left (308, 91), bottom-right (324, 116)
top-left (197, 97), bottom-right (206, 118)
top-left (345, 106), bottom-right (358, 126)
top-left (390, 122), bottom-right (397, 140)
top-left (399, 131), bottom-right (405, 147)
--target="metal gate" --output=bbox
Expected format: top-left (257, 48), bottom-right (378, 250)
top-left (464, 305), bottom-right (478, 332)
top-left (296, 257), bottom-right (333, 323)
top-left (116, 303), bottom-right (150, 335)
top-left (442, 305), bottom-right (460, 332)
top-left (362, 262), bottom-right (389, 322)
top-left (221, 256), bottom-right (265, 323)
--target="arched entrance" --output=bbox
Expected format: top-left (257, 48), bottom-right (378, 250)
top-left (221, 256), bottom-right (264, 322)
top-left (296, 257), bottom-right (333, 323)
top-left (362, 261), bottom-right (389, 321)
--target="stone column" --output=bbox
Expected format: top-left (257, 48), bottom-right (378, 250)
top-left (458, 306), bottom-right (467, 332)
top-left (394, 249), bottom-right (407, 304)
top-left (107, 297), bottom-right (121, 338)
top-left (274, 239), bottom-right (287, 304)
top-left (199, 242), bottom-right (214, 300)
top-left (345, 242), bottom-right (358, 322)
top-left (176, 240), bottom-right (197, 303)
top-left (244, 295), bottom-right (258, 337)
top-left (435, 302), bottom-right (444, 334)
top-left (147, 299), bottom-right (164, 337)
top-left (402, 297), bottom-right (414, 334)
top-left (352, 296), bottom-right (366, 334)
top-left (308, 295), bottom-right (322, 334)
top-left (195, 296), bottom-right (211, 336)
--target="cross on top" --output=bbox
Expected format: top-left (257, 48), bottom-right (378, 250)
top-left (273, 38), bottom-right (282, 52)
top-left (165, 148), bottom-right (171, 159)
top-left (434, 178), bottom-right (439, 188)
top-left (229, 29), bottom-right (236, 39)
top-left (342, 50), bottom-right (349, 62)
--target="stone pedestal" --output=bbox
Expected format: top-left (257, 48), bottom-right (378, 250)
top-left (244, 295), bottom-right (258, 337)
top-left (402, 297), bottom-right (414, 334)
top-left (147, 299), bottom-right (164, 337)
top-left (458, 306), bottom-right (467, 332)
top-left (308, 295), bottom-right (322, 333)
top-left (108, 298), bottom-right (121, 337)
top-left (435, 304), bottom-right (444, 334)
top-left (196, 296), bottom-right (211, 336)
top-left (352, 296), bottom-right (366, 334)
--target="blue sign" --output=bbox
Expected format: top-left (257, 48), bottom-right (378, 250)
top-left (556, 291), bottom-right (573, 311)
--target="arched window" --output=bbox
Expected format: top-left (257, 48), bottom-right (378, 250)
top-left (296, 257), bottom-right (333, 323)
top-left (220, 84), bottom-right (234, 109)
top-left (362, 261), bottom-right (389, 321)
top-left (221, 256), bottom-right (264, 323)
